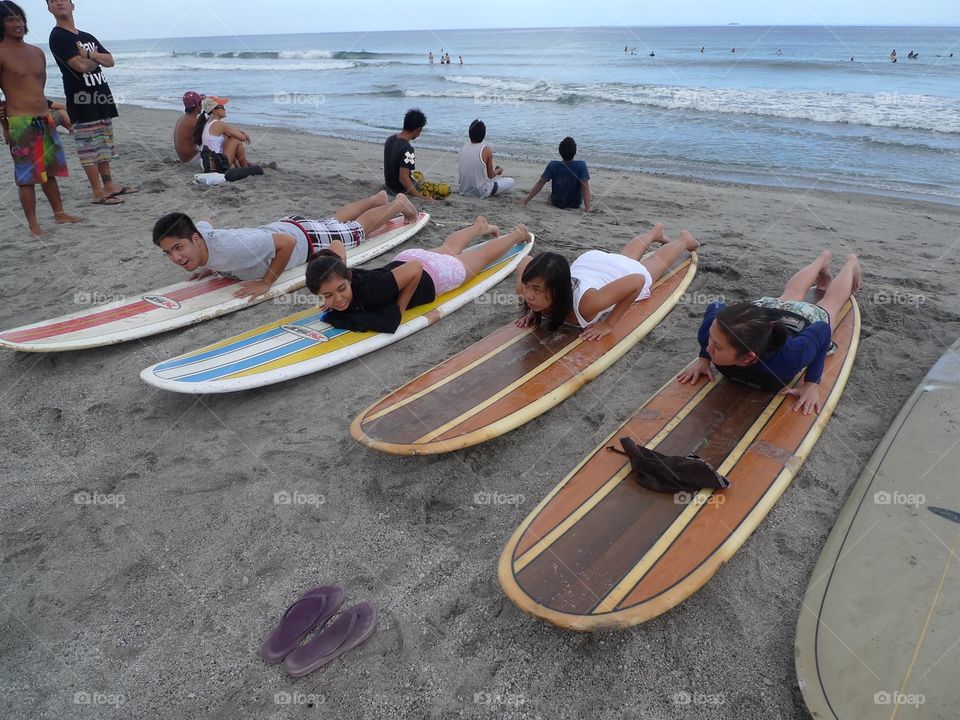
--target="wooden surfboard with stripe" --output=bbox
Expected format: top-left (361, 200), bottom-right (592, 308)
top-left (139, 236), bottom-right (534, 394)
top-left (795, 337), bottom-right (960, 720)
top-left (351, 253), bottom-right (697, 455)
top-left (0, 213), bottom-right (429, 352)
top-left (499, 297), bottom-right (860, 631)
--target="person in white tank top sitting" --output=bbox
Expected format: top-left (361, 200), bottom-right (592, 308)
top-left (195, 96), bottom-right (253, 169)
top-left (514, 224), bottom-right (700, 340)
top-left (457, 119), bottom-right (515, 198)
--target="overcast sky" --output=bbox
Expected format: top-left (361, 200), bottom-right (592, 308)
top-left (25, 0), bottom-right (960, 41)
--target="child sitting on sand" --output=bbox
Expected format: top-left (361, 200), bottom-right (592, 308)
top-left (519, 136), bottom-right (591, 212)
top-left (306, 217), bottom-right (531, 333)
top-left (152, 191), bottom-right (418, 299)
top-left (676, 251), bottom-right (861, 415)
top-left (515, 224), bottom-right (699, 340)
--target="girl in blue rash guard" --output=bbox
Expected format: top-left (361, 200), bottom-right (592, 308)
top-left (677, 251), bottom-right (861, 415)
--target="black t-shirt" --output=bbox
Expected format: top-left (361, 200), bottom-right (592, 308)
top-left (383, 134), bottom-right (415, 193)
top-left (48, 27), bottom-right (118, 123)
top-left (324, 261), bottom-right (436, 333)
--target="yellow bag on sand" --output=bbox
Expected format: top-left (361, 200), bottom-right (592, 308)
top-left (412, 171), bottom-right (451, 199)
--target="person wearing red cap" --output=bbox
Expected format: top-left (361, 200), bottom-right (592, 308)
top-left (174, 90), bottom-right (205, 164)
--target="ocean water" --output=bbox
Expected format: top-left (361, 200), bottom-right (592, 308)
top-left (43, 26), bottom-right (960, 203)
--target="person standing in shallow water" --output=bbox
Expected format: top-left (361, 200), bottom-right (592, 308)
top-left (0, 0), bottom-right (83, 236)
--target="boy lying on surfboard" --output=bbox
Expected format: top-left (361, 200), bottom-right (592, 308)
top-left (515, 223), bottom-right (700, 340)
top-left (151, 191), bottom-right (419, 300)
top-left (677, 251), bottom-right (862, 415)
top-left (305, 216), bottom-right (531, 334)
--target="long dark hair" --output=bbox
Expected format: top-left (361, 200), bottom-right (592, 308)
top-left (193, 112), bottom-right (210, 147)
top-left (715, 303), bottom-right (789, 358)
top-left (521, 252), bottom-right (572, 331)
top-left (305, 250), bottom-right (351, 295)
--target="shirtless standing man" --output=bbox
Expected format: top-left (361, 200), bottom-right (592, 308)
top-left (0, 1), bottom-right (82, 236)
top-left (174, 90), bottom-right (203, 164)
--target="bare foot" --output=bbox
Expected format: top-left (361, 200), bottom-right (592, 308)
top-left (263, 161), bottom-right (279, 170)
top-left (29, 223), bottom-right (46, 237)
top-left (650, 222), bottom-right (666, 245)
top-left (374, 190), bottom-right (389, 205)
top-left (816, 265), bottom-right (833, 291)
top-left (394, 193), bottom-right (418, 222)
top-left (513, 223), bottom-right (531, 242)
top-left (678, 229), bottom-right (700, 252)
top-left (848, 254), bottom-right (861, 294)
top-left (473, 215), bottom-right (500, 237)
top-left (54, 212), bottom-right (84, 225)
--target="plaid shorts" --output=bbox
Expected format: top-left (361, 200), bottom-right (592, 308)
top-left (278, 215), bottom-right (365, 253)
top-left (73, 118), bottom-right (116, 167)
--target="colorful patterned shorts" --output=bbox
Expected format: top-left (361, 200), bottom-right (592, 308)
top-left (753, 297), bottom-right (830, 326)
top-left (7, 114), bottom-right (68, 186)
top-left (278, 215), bottom-right (365, 253)
top-left (393, 249), bottom-right (467, 295)
top-left (73, 118), bottom-right (116, 167)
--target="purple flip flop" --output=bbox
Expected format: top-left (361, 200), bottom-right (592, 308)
top-left (259, 585), bottom-right (344, 663)
top-left (283, 602), bottom-right (377, 677)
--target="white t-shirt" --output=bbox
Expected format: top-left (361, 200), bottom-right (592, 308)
top-left (570, 250), bottom-right (653, 327)
top-left (195, 221), bottom-right (309, 281)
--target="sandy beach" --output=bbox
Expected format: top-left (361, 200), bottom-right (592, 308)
top-left (2, 104), bottom-right (959, 719)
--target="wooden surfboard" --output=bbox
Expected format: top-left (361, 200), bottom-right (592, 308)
top-left (0, 213), bottom-right (429, 352)
top-left (139, 236), bottom-right (534, 394)
top-left (795, 337), bottom-right (960, 719)
top-left (499, 297), bottom-right (860, 631)
top-left (351, 253), bottom-right (698, 455)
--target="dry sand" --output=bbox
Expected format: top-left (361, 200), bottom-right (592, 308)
top-left (1, 105), bottom-right (959, 719)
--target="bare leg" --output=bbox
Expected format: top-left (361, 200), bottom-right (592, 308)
top-left (40, 178), bottom-right (83, 225)
top-left (432, 215), bottom-right (500, 256)
top-left (780, 251), bottom-right (832, 301)
top-left (352, 194), bottom-right (418, 235)
top-left (83, 164), bottom-right (119, 203)
top-left (620, 223), bottom-right (665, 259)
top-left (457, 224), bottom-right (531, 279)
top-left (17, 185), bottom-right (44, 236)
top-left (639, 230), bottom-right (699, 283)
top-left (235, 142), bottom-right (250, 168)
top-left (332, 191), bottom-right (388, 222)
top-left (99, 162), bottom-right (121, 195)
top-left (817, 254), bottom-right (860, 329)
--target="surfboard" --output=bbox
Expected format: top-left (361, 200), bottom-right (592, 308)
top-left (499, 297), bottom-right (860, 631)
top-left (0, 213), bottom-right (429, 352)
top-left (351, 253), bottom-right (698, 455)
top-left (140, 235), bottom-right (535, 394)
top-left (794, 338), bottom-right (960, 719)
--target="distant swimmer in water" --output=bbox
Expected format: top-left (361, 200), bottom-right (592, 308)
top-left (776, 49), bottom-right (782, 55)
top-left (731, 48), bottom-right (736, 53)
top-left (649, 51), bottom-right (655, 57)
top-left (890, 49), bottom-right (897, 60)
top-left (428, 51), bottom-right (434, 64)
top-left (700, 47), bottom-right (704, 53)
top-left (459, 55), bottom-right (463, 64)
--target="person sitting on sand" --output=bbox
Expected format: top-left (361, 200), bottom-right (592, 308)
top-left (519, 136), bottom-right (591, 212)
top-left (0, 0), bottom-right (83, 236)
top-left (194, 96), bottom-right (271, 171)
top-left (152, 191), bottom-right (418, 300)
top-left (384, 108), bottom-right (432, 201)
top-left (676, 251), bottom-right (861, 415)
top-left (458, 119), bottom-right (515, 198)
top-left (515, 224), bottom-right (699, 340)
top-left (305, 217), bottom-right (530, 334)
top-left (174, 90), bottom-right (204, 164)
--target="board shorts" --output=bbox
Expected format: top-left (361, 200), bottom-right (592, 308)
top-left (753, 296), bottom-right (836, 354)
top-left (278, 215), bottom-right (365, 253)
top-left (73, 118), bottom-right (116, 167)
top-left (7, 114), bottom-right (69, 186)
top-left (393, 249), bottom-right (467, 295)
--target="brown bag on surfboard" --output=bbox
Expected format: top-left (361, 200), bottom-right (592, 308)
top-left (614, 437), bottom-right (730, 494)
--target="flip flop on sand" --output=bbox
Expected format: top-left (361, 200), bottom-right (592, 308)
top-left (91, 195), bottom-right (123, 205)
top-left (107, 186), bottom-right (139, 197)
top-left (283, 602), bottom-right (377, 677)
top-left (259, 585), bottom-right (345, 664)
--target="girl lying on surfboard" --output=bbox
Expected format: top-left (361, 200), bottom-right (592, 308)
top-left (306, 216), bottom-right (531, 333)
top-left (515, 224), bottom-right (699, 340)
top-left (677, 251), bottom-right (861, 415)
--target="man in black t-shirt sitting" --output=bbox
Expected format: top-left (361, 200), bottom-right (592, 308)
top-left (47, 0), bottom-right (137, 205)
top-left (383, 108), bottom-right (431, 202)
